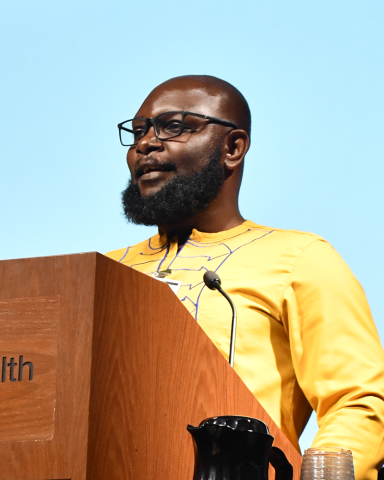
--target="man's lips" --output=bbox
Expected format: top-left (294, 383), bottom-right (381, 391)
top-left (140, 170), bottom-right (170, 181)
top-left (135, 159), bottom-right (175, 181)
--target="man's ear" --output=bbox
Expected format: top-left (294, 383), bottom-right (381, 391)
top-left (224, 130), bottom-right (250, 170)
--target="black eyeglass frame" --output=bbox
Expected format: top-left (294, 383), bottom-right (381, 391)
top-left (117, 111), bottom-right (238, 146)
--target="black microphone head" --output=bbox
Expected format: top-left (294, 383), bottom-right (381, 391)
top-left (203, 271), bottom-right (222, 290)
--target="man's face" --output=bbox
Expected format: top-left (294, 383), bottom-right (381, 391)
top-left (126, 86), bottom-right (227, 198)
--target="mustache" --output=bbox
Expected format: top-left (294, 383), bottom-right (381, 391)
top-left (134, 157), bottom-right (176, 180)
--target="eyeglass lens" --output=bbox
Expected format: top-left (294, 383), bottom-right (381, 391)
top-left (120, 112), bottom-right (196, 146)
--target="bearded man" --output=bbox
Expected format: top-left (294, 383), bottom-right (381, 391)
top-left (106, 75), bottom-right (384, 480)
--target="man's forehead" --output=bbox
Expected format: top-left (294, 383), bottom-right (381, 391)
top-left (135, 87), bottom-right (226, 119)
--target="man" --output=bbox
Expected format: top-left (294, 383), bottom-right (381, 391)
top-left (106, 75), bottom-right (384, 480)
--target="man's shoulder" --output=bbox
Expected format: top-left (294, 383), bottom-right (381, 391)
top-left (246, 220), bottom-right (326, 247)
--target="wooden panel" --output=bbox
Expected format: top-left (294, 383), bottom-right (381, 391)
top-left (0, 296), bottom-right (59, 441)
top-left (87, 254), bottom-right (302, 480)
top-left (0, 253), bottom-right (97, 480)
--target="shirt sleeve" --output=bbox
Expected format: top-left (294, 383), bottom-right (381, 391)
top-left (282, 239), bottom-right (384, 480)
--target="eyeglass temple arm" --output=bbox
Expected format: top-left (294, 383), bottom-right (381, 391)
top-left (201, 114), bottom-right (238, 129)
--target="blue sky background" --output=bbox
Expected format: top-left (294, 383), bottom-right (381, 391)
top-left (1, 1), bottom-right (383, 450)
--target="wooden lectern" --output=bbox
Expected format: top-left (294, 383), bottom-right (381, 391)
top-left (0, 253), bottom-right (301, 480)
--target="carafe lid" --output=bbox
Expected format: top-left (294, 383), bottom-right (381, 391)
top-left (196, 416), bottom-right (270, 434)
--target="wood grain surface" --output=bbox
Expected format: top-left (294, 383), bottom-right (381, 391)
top-left (0, 296), bottom-right (59, 441)
top-left (0, 253), bottom-right (97, 480)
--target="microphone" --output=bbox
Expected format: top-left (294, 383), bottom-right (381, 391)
top-left (203, 271), bottom-right (237, 368)
top-left (203, 271), bottom-right (222, 290)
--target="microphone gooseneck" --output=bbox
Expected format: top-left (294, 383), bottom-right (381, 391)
top-left (203, 271), bottom-right (237, 368)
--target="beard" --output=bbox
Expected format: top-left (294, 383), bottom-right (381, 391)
top-left (121, 146), bottom-right (224, 227)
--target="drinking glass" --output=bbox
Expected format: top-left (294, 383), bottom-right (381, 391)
top-left (300, 447), bottom-right (355, 480)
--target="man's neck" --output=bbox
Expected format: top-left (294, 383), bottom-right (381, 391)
top-left (158, 210), bottom-right (245, 249)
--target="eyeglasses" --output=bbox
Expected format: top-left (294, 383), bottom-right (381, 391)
top-left (117, 111), bottom-right (238, 147)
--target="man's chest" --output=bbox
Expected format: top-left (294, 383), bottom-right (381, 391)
top-left (126, 229), bottom-right (285, 323)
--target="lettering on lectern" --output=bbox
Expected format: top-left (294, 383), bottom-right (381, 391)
top-left (0, 355), bottom-right (34, 382)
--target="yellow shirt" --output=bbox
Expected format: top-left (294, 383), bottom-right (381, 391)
top-left (106, 220), bottom-right (384, 480)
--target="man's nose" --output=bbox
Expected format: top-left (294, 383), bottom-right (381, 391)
top-left (136, 126), bottom-right (163, 154)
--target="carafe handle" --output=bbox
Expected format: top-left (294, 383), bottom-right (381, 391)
top-left (269, 446), bottom-right (293, 480)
